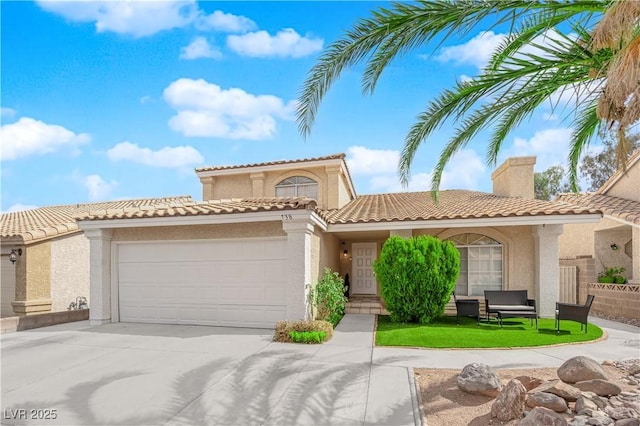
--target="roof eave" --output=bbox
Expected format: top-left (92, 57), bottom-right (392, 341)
top-left (325, 213), bottom-right (602, 232)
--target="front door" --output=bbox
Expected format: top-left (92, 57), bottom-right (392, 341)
top-left (351, 242), bottom-right (377, 295)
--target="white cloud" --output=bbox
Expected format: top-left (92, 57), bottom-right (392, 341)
top-left (1, 107), bottom-right (16, 118)
top-left (0, 117), bottom-right (90, 161)
top-left (507, 127), bottom-right (573, 170)
top-left (436, 31), bottom-right (506, 69)
top-left (180, 36), bottom-right (222, 60)
top-left (440, 149), bottom-right (486, 189)
top-left (349, 146), bottom-right (485, 193)
top-left (196, 10), bottom-right (256, 33)
top-left (163, 78), bottom-right (295, 140)
top-left (346, 146), bottom-right (400, 175)
top-left (227, 28), bottom-right (323, 58)
top-left (3, 203), bottom-right (38, 213)
top-left (139, 96), bottom-right (153, 105)
top-left (83, 174), bottom-right (117, 201)
top-left (36, 0), bottom-right (197, 38)
top-left (107, 141), bottom-right (204, 168)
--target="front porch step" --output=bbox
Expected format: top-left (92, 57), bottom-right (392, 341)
top-left (345, 296), bottom-right (390, 315)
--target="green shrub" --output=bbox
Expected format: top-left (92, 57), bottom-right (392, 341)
top-left (289, 330), bottom-right (327, 344)
top-left (273, 320), bottom-right (333, 343)
top-left (309, 268), bottom-right (348, 327)
top-left (373, 235), bottom-right (460, 324)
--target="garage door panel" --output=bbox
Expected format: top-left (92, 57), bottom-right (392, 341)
top-left (118, 239), bottom-right (287, 328)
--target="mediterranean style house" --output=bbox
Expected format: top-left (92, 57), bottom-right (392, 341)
top-left (0, 196), bottom-right (193, 317)
top-left (556, 148), bottom-right (640, 285)
top-left (70, 153), bottom-right (601, 329)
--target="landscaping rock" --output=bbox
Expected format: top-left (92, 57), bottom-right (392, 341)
top-left (576, 396), bottom-right (599, 414)
top-left (491, 379), bottom-right (526, 421)
top-left (457, 363), bottom-right (503, 397)
top-left (615, 419), bottom-right (640, 426)
top-left (575, 379), bottom-right (622, 396)
top-left (520, 406), bottom-right (568, 425)
top-left (558, 356), bottom-right (609, 384)
top-left (531, 379), bottom-right (583, 401)
top-left (516, 375), bottom-right (544, 391)
top-left (605, 406), bottom-right (639, 420)
top-left (526, 391), bottom-right (568, 412)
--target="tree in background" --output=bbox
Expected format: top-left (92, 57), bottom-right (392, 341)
top-left (373, 235), bottom-right (460, 324)
top-left (580, 131), bottom-right (640, 191)
top-left (297, 1), bottom-right (640, 196)
top-left (534, 165), bottom-right (572, 201)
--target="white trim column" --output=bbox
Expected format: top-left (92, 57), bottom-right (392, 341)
top-left (85, 229), bottom-right (112, 325)
top-left (282, 219), bottom-right (314, 320)
top-left (534, 224), bottom-right (563, 317)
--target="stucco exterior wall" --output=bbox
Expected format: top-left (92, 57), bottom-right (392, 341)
top-left (199, 163), bottom-right (355, 210)
top-left (112, 222), bottom-right (285, 241)
top-left (595, 226), bottom-right (633, 280)
top-left (50, 233), bottom-right (90, 312)
top-left (559, 222), bottom-right (597, 258)
top-left (603, 162), bottom-right (640, 201)
top-left (317, 232), bottom-right (339, 280)
top-left (338, 174), bottom-right (352, 208)
top-left (205, 175), bottom-right (253, 200)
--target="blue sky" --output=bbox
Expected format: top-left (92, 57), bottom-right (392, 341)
top-left (1, 1), bottom-right (598, 212)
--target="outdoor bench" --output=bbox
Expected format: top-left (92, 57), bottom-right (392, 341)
top-left (484, 290), bottom-right (537, 324)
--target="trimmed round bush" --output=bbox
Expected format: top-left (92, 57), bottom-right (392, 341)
top-left (373, 235), bottom-right (460, 324)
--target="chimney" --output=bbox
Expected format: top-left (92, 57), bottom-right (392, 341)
top-left (491, 156), bottom-right (536, 199)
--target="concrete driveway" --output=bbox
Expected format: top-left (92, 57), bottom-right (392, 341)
top-left (1, 315), bottom-right (418, 426)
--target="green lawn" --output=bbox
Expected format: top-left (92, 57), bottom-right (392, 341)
top-left (375, 315), bottom-right (603, 348)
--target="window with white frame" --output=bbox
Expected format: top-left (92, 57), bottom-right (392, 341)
top-left (275, 176), bottom-right (318, 199)
top-left (448, 233), bottom-right (503, 296)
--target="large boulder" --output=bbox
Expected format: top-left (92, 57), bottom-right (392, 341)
top-left (530, 380), bottom-right (582, 402)
top-left (457, 363), bottom-right (503, 397)
top-left (557, 356), bottom-right (608, 384)
top-left (526, 392), bottom-right (568, 412)
top-left (574, 379), bottom-right (622, 396)
top-left (519, 406), bottom-right (568, 425)
top-left (491, 379), bottom-right (527, 421)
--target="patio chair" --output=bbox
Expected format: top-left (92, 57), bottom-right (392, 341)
top-left (555, 295), bottom-right (595, 334)
top-left (453, 292), bottom-right (479, 325)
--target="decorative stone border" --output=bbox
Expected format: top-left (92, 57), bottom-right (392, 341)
top-left (587, 283), bottom-right (640, 320)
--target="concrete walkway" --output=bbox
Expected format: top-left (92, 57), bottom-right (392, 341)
top-left (1, 314), bottom-right (637, 426)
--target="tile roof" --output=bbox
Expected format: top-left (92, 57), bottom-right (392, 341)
top-left (195, 153), bottom-right (345, 172)
top-left (554, 193), bottom-right (640, 225)
top-left (1, 196), bottom-right (194, 243)
top-left (76, 197), bottom-right (317, 221)
top-left (322, 190), bottom-right (600, 224)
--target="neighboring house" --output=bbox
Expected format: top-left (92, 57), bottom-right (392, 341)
top-left (75, 154), bottom-right (601, 329)
top-left (0, 196), bottom-right (194, 317)
top-left (556, 148), bottom-right (640, 284)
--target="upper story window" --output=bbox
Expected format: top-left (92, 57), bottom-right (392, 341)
top-left (275, 176), bottom-right (318, 199)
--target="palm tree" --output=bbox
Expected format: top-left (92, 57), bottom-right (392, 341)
top-left (297, 0), bottom-right (640, 195)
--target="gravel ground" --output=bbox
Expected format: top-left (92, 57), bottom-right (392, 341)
top-left (415, 364), bottom-right (635, 426)
top-left (591, 311), bottom-right (640, 328)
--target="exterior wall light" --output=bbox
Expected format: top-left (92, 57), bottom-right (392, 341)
top-left (611, 243), bottom-right (618, 251)
top-left (9, 248), bottom-right (22, 264)
top-left (343, 250), bottom-right (349, 257)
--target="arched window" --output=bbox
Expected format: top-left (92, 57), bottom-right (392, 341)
top-left (275, 176), bottom-right (318, 199)
top-left (447, 233), bottom-right (503, 296)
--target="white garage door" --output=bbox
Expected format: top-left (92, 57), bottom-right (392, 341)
top-left (117, 238), bottom-right (287, 329)
top-left (1, 256), bottom-right (16, 317)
